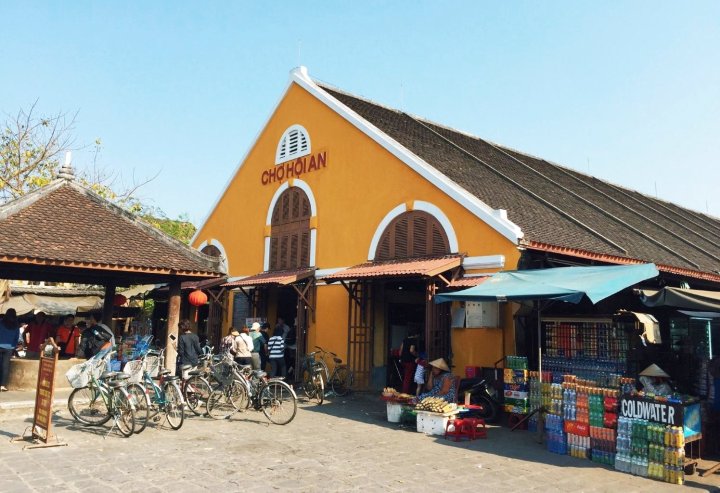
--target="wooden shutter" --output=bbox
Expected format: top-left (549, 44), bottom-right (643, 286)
top-left (374, 211), bottom-right (450, 260)
top-left (269, 188), bottom-right (312, 270)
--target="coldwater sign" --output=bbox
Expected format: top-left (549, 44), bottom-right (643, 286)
top-left (619, 394), bottom-right (682, 426)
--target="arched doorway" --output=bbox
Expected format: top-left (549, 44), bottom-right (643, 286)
top-left (269, 187), bottom-right (312, 271)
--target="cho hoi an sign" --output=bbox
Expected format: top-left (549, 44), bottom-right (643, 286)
top-left (261, 151), bottom-right (327, 185)
top-left (619, 394), bottom-right (683, 426)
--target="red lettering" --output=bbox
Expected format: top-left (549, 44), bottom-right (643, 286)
top-left (308, 155), bottom-right (317, 171)
top-left (318, 151), bottom-right (326, 168)
top-left (294, 159), bottom-right (304, 176)
top-left (285, 161), bottom-right (294, 178)
top-left (276, 165), bottom-right (285, 181)
top-left (261, 170), bottom-right (270, 185)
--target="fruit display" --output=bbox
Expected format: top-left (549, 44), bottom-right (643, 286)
top-left (415, 397), bottom-right (456, 414)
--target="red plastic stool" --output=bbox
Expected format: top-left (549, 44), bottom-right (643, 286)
top-left (444, 418), bottom-right (487, 441)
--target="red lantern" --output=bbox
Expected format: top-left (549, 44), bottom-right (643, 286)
top-left (188, 289), bottom-right (208, 322)
top-left (113, 294), bottom-right (127, 306)
top-left (188, 289), bottom-right (208, 306)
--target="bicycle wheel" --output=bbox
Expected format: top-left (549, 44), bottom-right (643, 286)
top-left (68, 386), bottom-right (111, 426)
top-left (163, 382), bottom-right (185, 430)
top-left (312, 372), bottom-right (324, 405)
top-left (113, 390), bottom-right (136, 437)
top-left (331, 366), bottom-right (354, 396)
top-left (302, 368), bottom-right (317, 399)
top-left (260, 380), bottom-right (297, 425)
top-left (184, 376), bottom-right (212, 416)
top-left (228, 380), bottom-right (250, 410)
top-left (207, 386), bottom-right (237, 420)
top-left (127, 383), bottom-right (150, 433)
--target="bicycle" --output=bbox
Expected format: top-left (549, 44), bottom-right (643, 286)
top-left (130, 349), bottom-right (185, 430)
top-left (305, 346), bottom-right (355, 397)
top-left (300, 351), bottom-right (325, 405)
top-left (180, 349), bottom-right (218, 416)
top-left (67, 352), bottom-right (136, 437)
top-left (206, 353), bottom-right (298, 425)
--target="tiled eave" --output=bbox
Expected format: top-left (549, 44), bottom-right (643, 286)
top-left (523, 240), bottom-right (720, 283)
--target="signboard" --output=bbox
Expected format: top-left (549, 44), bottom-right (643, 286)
top-left (619, 394), bottom-right (683, 426)
top-left (32, 339), bottom-right (59, 442)
top-left (465, 301), bottom-right (499, 328)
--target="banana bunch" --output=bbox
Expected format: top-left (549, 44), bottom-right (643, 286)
top-left (382, 387), bottom-right (397, 395)
top-left (415, 397), bottom-right (456, 413)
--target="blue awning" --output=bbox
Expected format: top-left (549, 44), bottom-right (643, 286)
top-left (435, 263), bottom-right (659, 305)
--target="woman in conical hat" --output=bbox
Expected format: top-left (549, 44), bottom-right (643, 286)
top-left (638, 363), bottom-right (673, 396)
top-left (415, 358), bottom-right (456, 403)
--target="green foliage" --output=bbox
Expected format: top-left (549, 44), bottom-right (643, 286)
top-left (142, 211), bottom-right (197, 244)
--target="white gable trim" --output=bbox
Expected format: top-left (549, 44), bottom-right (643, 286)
top-left (290, 67), bottom-right (523, 244)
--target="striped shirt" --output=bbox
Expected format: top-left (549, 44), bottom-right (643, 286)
top-left (267, 335), bottom-right (285, 359)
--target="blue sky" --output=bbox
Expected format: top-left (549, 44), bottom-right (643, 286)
top-left (2, 2), bottom-right (719, 225)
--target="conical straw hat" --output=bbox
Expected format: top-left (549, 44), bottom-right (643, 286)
top-left (428, 358), bottom-right (450, 372)
top-left (639, 364), bottom-right (669, 378)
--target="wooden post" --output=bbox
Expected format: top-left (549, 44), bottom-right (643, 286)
top-left (166, 280), bottom-right (181, 374)
top-left (102, 283), bottom-right (116, 326)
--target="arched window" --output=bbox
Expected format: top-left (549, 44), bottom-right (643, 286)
top-left (201, 245), bottom-right (221, 258)
top-left (275, 125), bottom-right (311, 164)
top-left (375, 211), bottom-right (450, 260)
top-left (269, 187), bottom-right (312, 270)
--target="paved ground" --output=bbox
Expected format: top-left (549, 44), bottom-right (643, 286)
top-left (0, 392), bottom-right (718, 493)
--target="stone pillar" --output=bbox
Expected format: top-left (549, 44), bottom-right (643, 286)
top-left (166, 280), bottom-right (181, 374)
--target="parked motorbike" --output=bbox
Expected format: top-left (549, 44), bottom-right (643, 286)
top-left (458, 377), bottom-right (501, 422)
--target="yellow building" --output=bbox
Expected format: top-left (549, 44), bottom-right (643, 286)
top-left (192, 67), bottom-right (720, 390)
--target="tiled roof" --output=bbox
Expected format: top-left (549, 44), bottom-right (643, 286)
top-left (323, 255), bottom-right (462, 283)
top-left (223, 268), bottom-right (315, 288)
top-left (318, 84), bottom-right (720, 279)
top-left (447, 276), bottom-right (489, 288)
top-left (0, 179), bottom-right (222, 278)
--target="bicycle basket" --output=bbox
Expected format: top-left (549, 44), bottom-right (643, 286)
top-left (212, 360), bottom-right (234, 385)
top-left (123, 359), bottom-right (144, 384)
top-left (143, 355), bottom-right (160, 378)
top-left (65, 357), bottom-right (106, 388)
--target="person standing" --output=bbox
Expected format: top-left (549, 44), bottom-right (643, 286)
top-left (0, 309), bottom-right (21, 391)
top-left (267, 326), bottom-right (286, 378)
top-left (80, 312), bottom-right (114, 359)
top-left (232, 327), bottom-right (253, 367)
top-left (24, 311), bottom-right (53, 358)
top-left (177, 319), bottom-right (202, 368)
top-left (249, 322), bottom-right (264, 370)
top-left (55, 314), bottom-right (79, 358)
top-left (399, 333), bottom-right (419, 394)
top-left (276, 317), bottom-right (290, 340)
top-left (259, 322), bottom-right (271, 371)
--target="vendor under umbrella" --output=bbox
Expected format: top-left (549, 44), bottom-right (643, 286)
top-left (638, 363), bottom-right (674, 396)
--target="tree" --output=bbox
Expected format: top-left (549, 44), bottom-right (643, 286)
top-left (0, 102), bottom-right (75, 202)
top-left (1, 104), bottom-right (195, 242)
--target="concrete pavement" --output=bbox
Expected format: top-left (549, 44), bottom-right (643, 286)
top-left (0, 392), bottom-right (718, 492)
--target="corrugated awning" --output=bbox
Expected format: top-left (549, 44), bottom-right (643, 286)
top-left (223, 268), bottom-right (315, 288)
top-left (323, 255), bottom-right (462, 283)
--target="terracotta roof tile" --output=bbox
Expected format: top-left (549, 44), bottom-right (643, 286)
top-left (0, 181), bottom-right (222, 277)
top-left (323, 255), bottom-right (462, 283)
top-left (223, 268), bottom-right (315, 287)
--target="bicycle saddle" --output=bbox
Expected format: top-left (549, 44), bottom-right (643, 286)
top-left (163, 375), bottom-right (180, 382)
top-left (107, 380), bottom-right (127, 389)
top-left (188, 369), bottom-right (202, 376)
top-left (252, 370), bottom-right (267, 378)
top-left (99, 371), bottom-right (128, 380)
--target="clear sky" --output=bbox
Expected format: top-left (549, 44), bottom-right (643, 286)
top-left (2, 2), bottom-right (718, 225)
